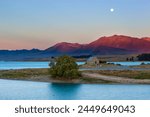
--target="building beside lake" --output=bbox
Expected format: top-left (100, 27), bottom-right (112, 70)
top-left (49, 57), bottom-right (56, 67)
top-left (86, 56), bottom-right (106, 66)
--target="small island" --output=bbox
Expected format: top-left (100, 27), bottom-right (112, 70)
top-left (0, 54), bottom-right (150, 84)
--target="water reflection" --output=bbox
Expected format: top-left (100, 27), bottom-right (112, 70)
top-left (0, 79), bottom-right (150, 100)
top-left (48, 83), bottom-right (81, 100)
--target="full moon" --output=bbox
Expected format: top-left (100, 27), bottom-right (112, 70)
top-left (110, 8), bottom-right (114, 12)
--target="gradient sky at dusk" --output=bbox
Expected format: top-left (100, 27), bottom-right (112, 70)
top-left (0, 0), bottom-right (150, 50)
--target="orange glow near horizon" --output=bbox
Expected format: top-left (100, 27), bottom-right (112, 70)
top-left (0, 0), bottom-right (150, 50)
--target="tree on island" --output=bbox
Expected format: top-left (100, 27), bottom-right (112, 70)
top-left (49, 55), bottom-right (81, 79)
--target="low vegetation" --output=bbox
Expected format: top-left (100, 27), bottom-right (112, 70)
top-left (1, 68), bottom-right (150, 80)
top-left (130, 64), bottom-right (150, 69)
top-left (0, 69), bottom-right (49, 79)
top-left (88, 70), bottom-right (150, 79)
top-left (0, 69), bottom-right (111, 84)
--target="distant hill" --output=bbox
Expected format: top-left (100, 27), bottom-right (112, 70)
top-left (0, 49), bottom-right (42, 61)
top-left (89, 35), bottom-right (150, 53)
top-left (45, 35), bottom-right (150, 55)
top-left (0, 35), bottom-right (150, 60)
top-left (142, 37), bottom-right (150, 42)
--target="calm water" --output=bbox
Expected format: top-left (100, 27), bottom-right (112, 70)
top-left (0, 61), bottom-right (85, 70)
top-left (0, 61), bottom-right (149, 100)
top-left (110, 61), bottom-right (150, 66)
top-left (0, 61), bottom-right (150, 70)
top-left (0, 79), bottom-right (150, 100)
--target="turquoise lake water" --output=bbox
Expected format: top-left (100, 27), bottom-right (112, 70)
top-left (0, 61), bottom-right (85, 70)
top-left (109, 61), bottom-right (150, 66)
top-left (0, 61), bottom-right (150, 100)
top-left (0, 79), bottom-right (150, 100)
top-left (0, 61), bottom-right (150, 70)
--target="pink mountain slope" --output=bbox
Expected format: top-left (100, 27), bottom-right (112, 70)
top-left (142, 37), bottom-right (150, 42)
top-left (88, 35), bottom-right (150, 53)
top-left (46, 42), bottom-right (82, 52)
top-left (45, 35), bottom-right (150, 55)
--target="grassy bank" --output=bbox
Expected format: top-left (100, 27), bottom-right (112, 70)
top-left (0, 68), bottom-right (150, 84)
top-left (130, 64), bottom-right (150, 69)
top-left (0, 68), bottom-right (111, 84)
top-left (86, 70), bottom-right (150, 79)
top-left (0, 68), bottom-right (49, 79)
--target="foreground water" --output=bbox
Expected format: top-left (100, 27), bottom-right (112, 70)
top-left (0, 79), bottom-right (150, 100)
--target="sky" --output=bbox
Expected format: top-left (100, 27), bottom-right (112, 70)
top-left (0, 0), bottom-right (150, 50)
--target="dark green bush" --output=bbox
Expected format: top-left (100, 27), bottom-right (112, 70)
top-left (49, 55), bottom-right (81, 78)
top-left (137, 54), bottom-right (150, 61)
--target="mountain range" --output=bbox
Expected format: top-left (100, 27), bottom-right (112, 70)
top-left (0, 35), bottom-right (150, 60)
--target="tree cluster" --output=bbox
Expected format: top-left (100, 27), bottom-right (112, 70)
top-left (49, 55), bottom-right (81, 79)
top-left (137, 54), bottom-right (150, 61)
top-left (126, 56), bottom-right (134, 61)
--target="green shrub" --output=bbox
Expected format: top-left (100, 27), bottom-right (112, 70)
top-left (49, 55), bottom-right (81, 78)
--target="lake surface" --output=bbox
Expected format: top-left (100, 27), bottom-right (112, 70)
top-left (109, 61), bottom-right (150, 66)
top-left (0, 61), bottom-right (150, 70)
top-left (0, 79), bottom-right (150, 100)
top-left (0, 61), bottom-right (85, 70)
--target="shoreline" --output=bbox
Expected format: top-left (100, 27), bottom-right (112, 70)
top-left (0, 75), bottom-right (113, 84)
top-left (0, 68), bottom-right (112, 84)
top-left (83, 72), bottom-right (150, 84)
top-left (0, 68), bottom-right (150, 84)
